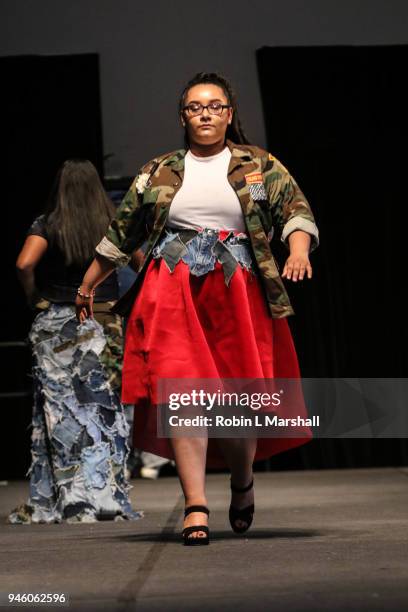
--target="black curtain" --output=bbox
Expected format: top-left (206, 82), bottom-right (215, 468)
top-left (1, 54), bottom-right (104, 479)
top-left (2, 54), bottom-right (104, 342)
top-left (256, 45), bottom-right (408, 470)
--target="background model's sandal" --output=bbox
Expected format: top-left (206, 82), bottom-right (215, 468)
top-left (182, 505), bottom-right (210, 546)
top-left (229, 478), bottom-right (254, 534)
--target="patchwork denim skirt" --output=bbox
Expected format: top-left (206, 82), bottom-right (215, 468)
top-left (122, 227), bottom-right (312, 468)
top-left (8, 303), bottom-right (142, 524)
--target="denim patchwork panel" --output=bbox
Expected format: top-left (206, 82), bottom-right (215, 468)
top-left (153, 227), bottom-right (256, 285)
top-left (7, 304), bottom-right (142, 524)
top-left (182, 230), bottom-right (219, 276)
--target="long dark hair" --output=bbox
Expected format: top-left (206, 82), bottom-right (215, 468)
top-left (179, 72), bottom-right (250, 147)
top-left (44, 159), bottom-right (115, 266)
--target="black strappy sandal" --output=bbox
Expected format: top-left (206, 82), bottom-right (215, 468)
top-left (229, 478), bottom-right (254, 534)
top-left (182, 505), bottom-right (210, 546)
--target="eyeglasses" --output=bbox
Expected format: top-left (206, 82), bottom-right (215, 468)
top-left (182, 102), bottom-right (231, 117)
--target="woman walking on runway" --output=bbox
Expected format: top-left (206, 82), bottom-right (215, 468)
top-left (76, 73), bottom-right (319, 544)
top-left (10, 160), bottom-right (141, 524)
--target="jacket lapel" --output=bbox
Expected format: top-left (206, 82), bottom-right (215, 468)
top-left (226, 141), bottom-right (293, 316)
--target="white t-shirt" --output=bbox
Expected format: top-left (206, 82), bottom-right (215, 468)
top-left (167, 147), bottom-right (246, 232)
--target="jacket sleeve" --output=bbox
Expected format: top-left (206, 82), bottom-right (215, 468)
top-left (263, 155), bottom-right (319, 252)
top-left (95, 170), bottom-right (154, 267)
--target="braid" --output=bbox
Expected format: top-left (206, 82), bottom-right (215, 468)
top-left (179, 72), bottom-right (250, 147)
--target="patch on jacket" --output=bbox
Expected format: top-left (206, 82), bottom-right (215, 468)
top-left (245, 172), bottom-right (268, 201)
top-left (245, 172), bottom-right (263, 184)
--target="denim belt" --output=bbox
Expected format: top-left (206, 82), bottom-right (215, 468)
top-left (152, 227), bottom-right (256, 286)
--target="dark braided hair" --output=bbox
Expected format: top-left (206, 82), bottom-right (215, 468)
top-left (179, 72), bottom-right (250, 147)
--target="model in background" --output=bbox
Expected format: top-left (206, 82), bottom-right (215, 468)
top-left (9, 159), bottom-right (141, 524)
top-left (76, 73), bottom-right (319, 544)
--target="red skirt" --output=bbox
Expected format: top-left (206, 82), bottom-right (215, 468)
top-left (122, 257), bottom-right (312, 468)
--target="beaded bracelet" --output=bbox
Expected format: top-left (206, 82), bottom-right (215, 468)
top-left (77, 287), bottom-right (95, 299)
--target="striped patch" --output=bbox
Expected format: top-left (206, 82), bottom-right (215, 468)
top-left (248, 182), bottom-right (268, 201)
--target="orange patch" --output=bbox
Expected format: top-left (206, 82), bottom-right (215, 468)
top-left (268, 153), bottom-right (275, 161)
top-left (245, 172), bottom-right (263, 184)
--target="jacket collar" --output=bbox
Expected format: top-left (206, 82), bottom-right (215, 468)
top-left (226, 140), bottom-right (253, 174)
top-left (162, 149), bottom-right (185, 172)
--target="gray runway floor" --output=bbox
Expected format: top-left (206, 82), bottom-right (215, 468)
top-left (1, 467), bottom-right (407, 612)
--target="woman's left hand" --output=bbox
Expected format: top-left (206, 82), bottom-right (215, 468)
top-left (281, 251), bottom-right (312, 282)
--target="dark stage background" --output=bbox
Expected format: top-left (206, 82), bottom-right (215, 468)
top-left (257, 45), bottom-right (408, 469)
top-left (1, 54), bottom-right (104, 479)
top-left (1, 48), bottom-right (407, 479)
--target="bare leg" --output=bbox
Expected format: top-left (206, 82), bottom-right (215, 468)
top-left (170, 436), bottom-right (208, 539)
top-left (217, 438), bottom-right (257, 530)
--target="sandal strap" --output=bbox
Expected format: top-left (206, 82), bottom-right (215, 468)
top-left (230, 478), bottom-right (254, 493)
top-left (182, 525), bottom-right (209, 537)
top-left (230, 504), bottom-right (254, 518)
top-left (184, 505), bottom-right (210, 517)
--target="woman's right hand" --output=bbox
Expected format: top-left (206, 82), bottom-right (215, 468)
top-left (75, 256), bottom-right (116, 322)
top-left (75, 293), bottom-right (94, 323)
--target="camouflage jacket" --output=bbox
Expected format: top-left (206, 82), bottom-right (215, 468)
top-left (97, 140), bottom-right (319, 318)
